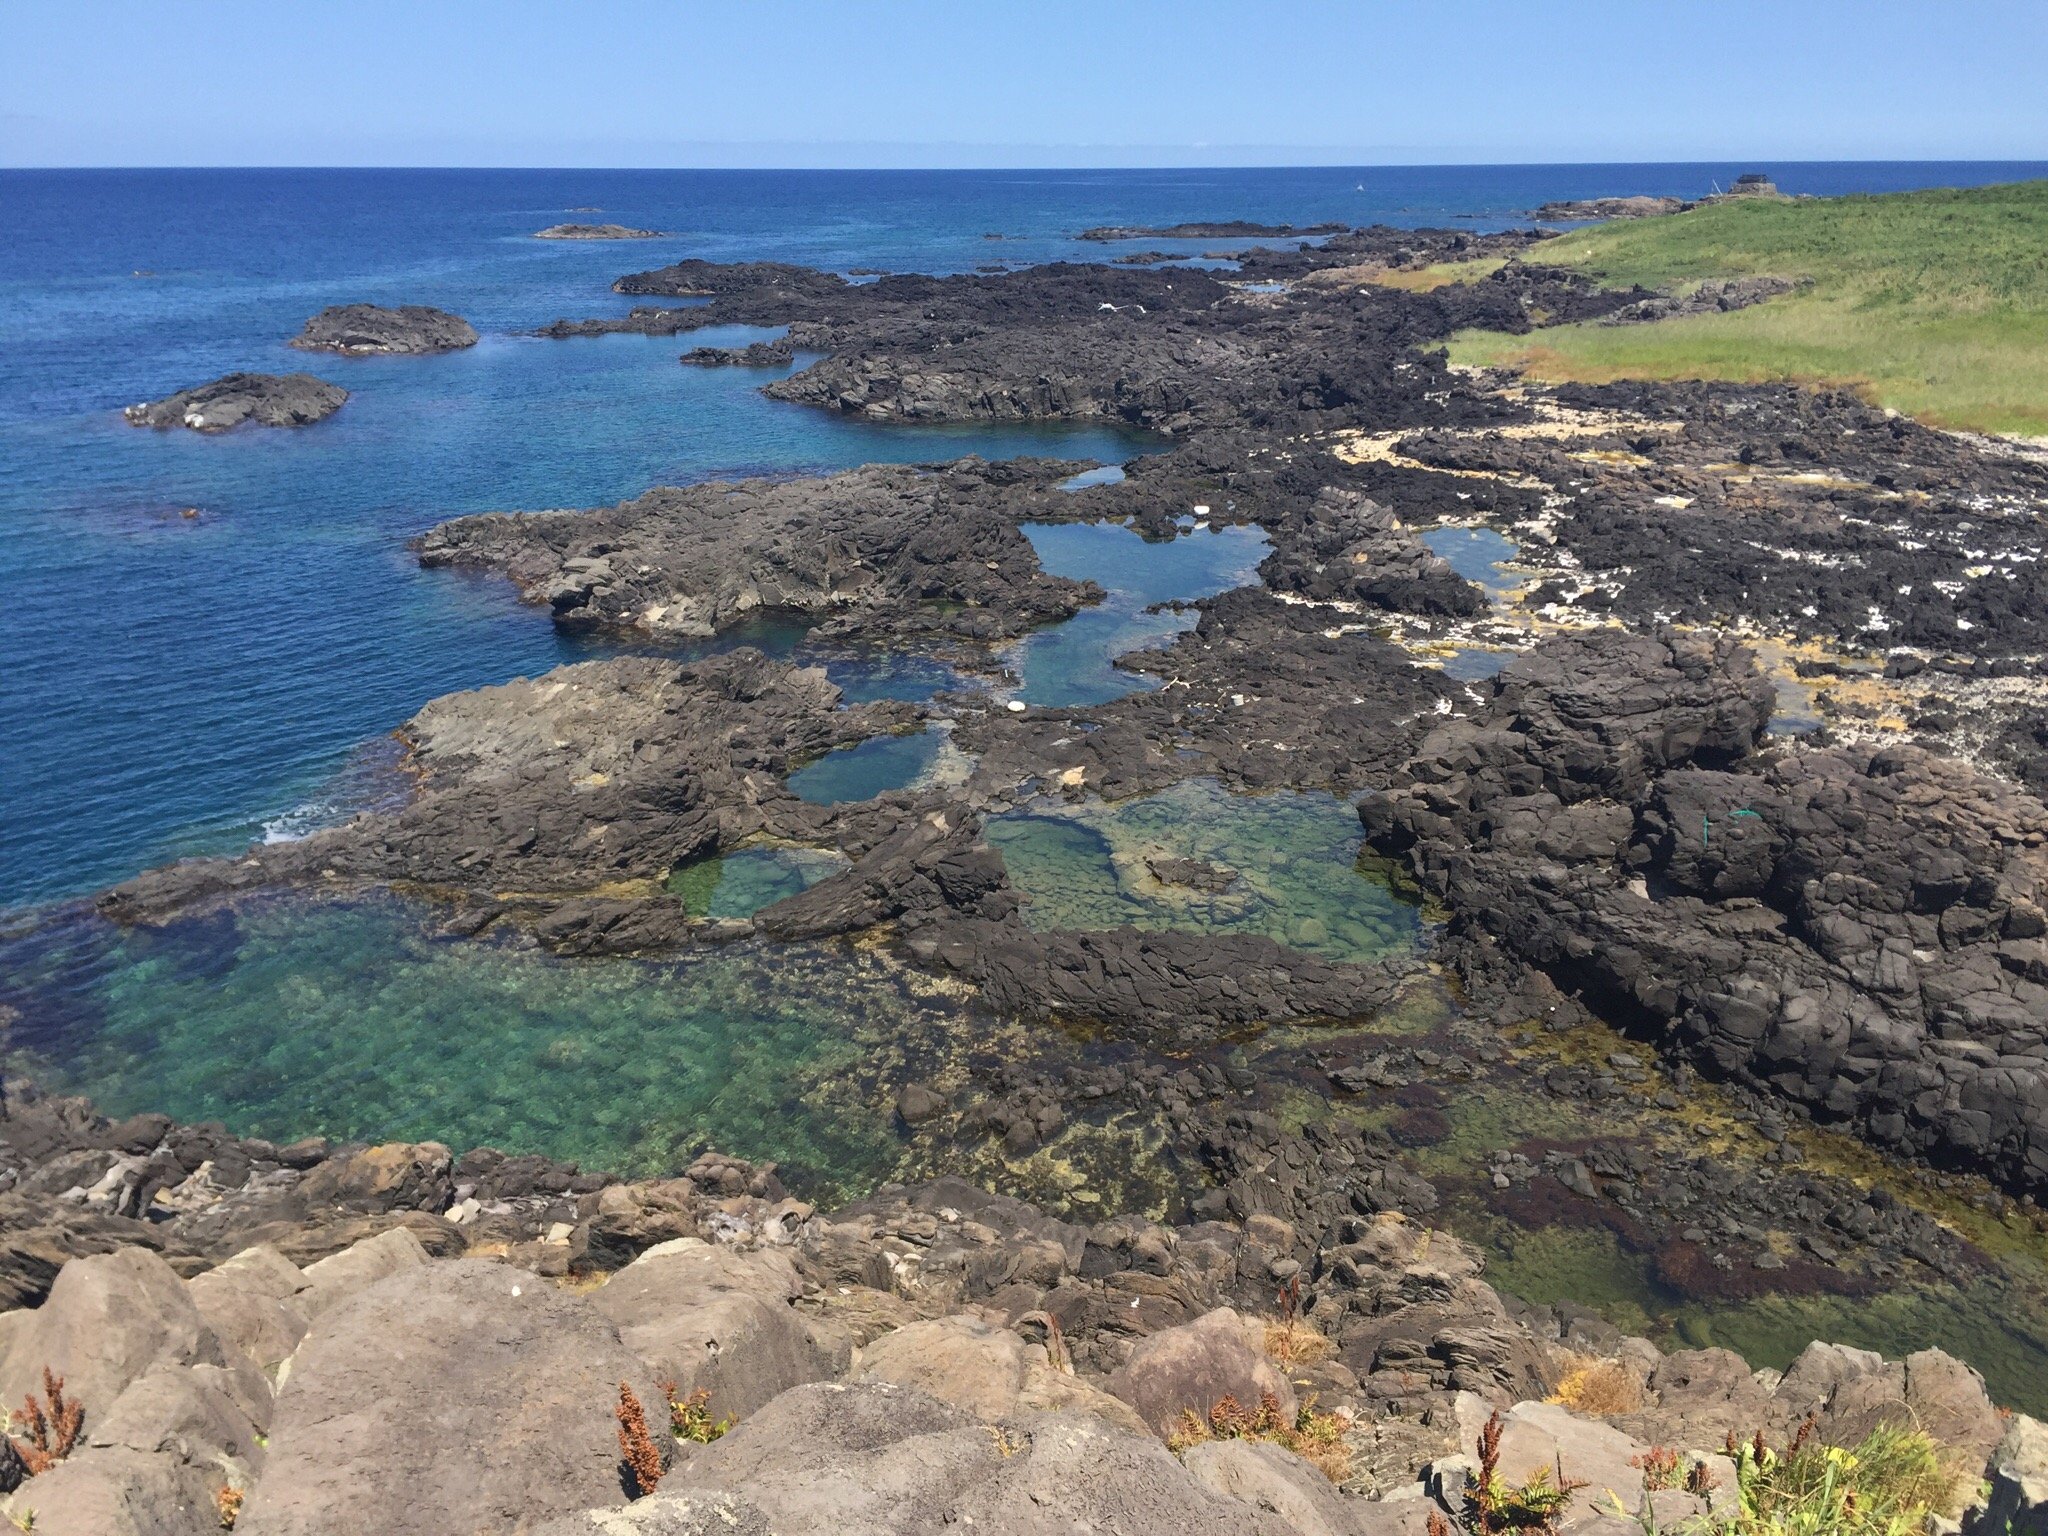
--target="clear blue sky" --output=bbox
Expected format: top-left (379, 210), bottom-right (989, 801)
top-left (4, 0), bottom-right (2044, 168)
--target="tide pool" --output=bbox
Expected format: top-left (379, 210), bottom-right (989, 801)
top-left (1007, 521), bottom-right (1269, 706)
top-left (984, 779), bottom-right (1424, 963)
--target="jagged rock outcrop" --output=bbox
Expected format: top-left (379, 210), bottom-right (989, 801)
top-left (535, 223), bottom-right (663, 239)
top-left (97, 650), bottom-right (918, 923)
top-left (0, 1114), bottom-right (2024, 1536)
top-left (121, 373), bottom-right (346, 432)
top-left (289, 303), bottom-right (478, 355)
top-left (415, 457), bottom-right (1099, 642)
top-left (1360, 627), bottom-right (2048, 1194)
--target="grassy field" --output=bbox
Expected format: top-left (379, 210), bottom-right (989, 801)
top-left (1445, 180), bottom-right (2048, 436)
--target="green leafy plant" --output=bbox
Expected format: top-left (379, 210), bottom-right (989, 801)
top-left (1472, 1409), bottom-right (1588, 1536)
top-left (667, 1386), bottom-right (735, 1445)
top-left (1721, 1418), bottom-right (1952, 1536)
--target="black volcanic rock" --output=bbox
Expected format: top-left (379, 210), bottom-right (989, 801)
top-left (612, 258), bottom-right (850, 302)
top-left (1359, 628), bottom-right (2048, 1196)
top-left (290, 304), bottom-right (479, 355)
top-left (415, 457), bottom-right (1100, 644)
top-left (121, 372), bottom-right (347, 432)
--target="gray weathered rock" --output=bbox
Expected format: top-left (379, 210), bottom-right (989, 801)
top-left (589, 1238), bottom-right (827, 1421)
top-left (1109, 1305), bottom-right (1297, 1439)
top-left (0, 1446), bottom-right (220, 1536)
top-left (1969, 1413), bottom-right (2048, 1536)
top-left (237, 1258), bottom-right (665, 1536)
top-left (185, 1246), bottom-right (307, 1373)
top-left (0, 1247), bottom-right (225, 1415)
top-left (290, 304), bottom-right (478, 355)
top-left (1182, 1437), bottom-right (1370, 1536)
top-left (121, 373), bottom-right (347, 432)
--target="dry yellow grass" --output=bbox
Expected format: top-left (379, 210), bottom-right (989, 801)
top-left (1547, 1354), bottom-right (1645, 1415)
top-left (1307, 255), bottom-right (1506, 292)
top-left (1264, 1320), bottom-right (1339, 1366)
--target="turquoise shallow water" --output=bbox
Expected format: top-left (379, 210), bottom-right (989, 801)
top-left (669, 847), bottom-right (851, 919)
top-left (985, 779), bottom-right (1424, 962)
top-left (0, 894), bottom-right (976, 1198)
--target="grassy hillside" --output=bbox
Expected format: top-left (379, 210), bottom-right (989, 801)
top-left (1447, 180), bottom-right (2048, 436)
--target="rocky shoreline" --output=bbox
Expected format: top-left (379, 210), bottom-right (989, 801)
top-left (0, 1077), bottom-right (2043, 1533)
top-left (27, 205), bottom-right (2048, 1533)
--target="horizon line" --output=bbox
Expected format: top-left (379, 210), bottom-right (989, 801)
top-left (9, 156), bottom-right (2048, 175)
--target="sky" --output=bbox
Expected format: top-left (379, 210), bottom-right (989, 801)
top-left (4, 0), bottom-right (2045, 168)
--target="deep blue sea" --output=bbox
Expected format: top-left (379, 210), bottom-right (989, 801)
top-left (5, 161), bottom-right (2044, 908)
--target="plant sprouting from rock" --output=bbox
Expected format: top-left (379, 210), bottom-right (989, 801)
top-left (667, 1385), bottom-right (734, 1445)
top-left (1724, 1417), bottom-right (1951, 1536)
top-left (1471, 1409), bottom-right (1587, 1536)
top-left (1166, 1391), bottom-right (1353, 1483)
top-left (7, 1371), bottom-right (81, 1477)
top-left (615, 1382), bottom-right (664, 1498)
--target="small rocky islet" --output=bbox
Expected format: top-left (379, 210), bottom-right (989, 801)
top-left (121, 371), bottom-right (348, 432)
top-left (122, 304), bottom-right (477, 433)
top-left (533, 221), bottom-right (666, 239)
top-left (289, 302), bottom-right (478, 355)
top-left (20, 199), bottom-right (2048, 1531)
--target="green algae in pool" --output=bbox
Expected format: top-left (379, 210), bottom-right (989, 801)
top-left (1011, 521), bottom-right (1270, 707)
top-left (669, 846), bottom-right (850, 919)
top-left (1447, 1200), bottom-right (2048, 1415)
top-left (983, 779), bottom-right (1423, 963)
top-left (0, 894), bottom-right (979, 1202)
top-left (786, 726), bottom-right (954, 805)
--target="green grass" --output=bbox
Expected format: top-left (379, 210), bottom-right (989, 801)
top-left (1448, 180), bottom-right (2048, 435)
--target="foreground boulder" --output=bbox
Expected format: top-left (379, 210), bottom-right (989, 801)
top-left (537, 1380), bottom-right (1316, 1536)
top-left (121, 372), bottom-right (346, 431)
top-left (290, 303), bottom-right (478, 355)
top-left (1109, 1306), bottom-right (1297, 1438)
top-left (238, 1259), bottom-right (666, 1536)
top-left (588, 1238), bottom-right (828, 1421)
top-left (0, 1247), bottom-right (225, 1412)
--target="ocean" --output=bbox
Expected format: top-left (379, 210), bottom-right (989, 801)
top-left (4, 160), bottom-right (2045, 908)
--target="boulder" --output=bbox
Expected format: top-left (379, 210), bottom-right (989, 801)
top-left (1969, 1413), bottom-right (2048, 1536)
top-left (296, 1141), bottom-right (453, 1210)
top-left (1484, 1402), bottom-right (1730, 1530)
top-left (545, 1381), bottom-right (1311, 1535)
top-left (856, 1314), bottom-right (1146, 1431)
top-left (90, 1363), bottom-right (264, 1479)
top-left (589, 1238), bottom-right (826, 1422)
top-left (185, 1246), bottom-right (307, 1372)
top-left (949, 1410), bottom-right (1311, 1535)
top-left (0, 1247), bottom-right (225, 1415)
top-left (1182, 1437), bottom-right (1371, 1536)
top-left (856, 1316), bottom-right (1027, 1418)
top-left (236, 1258), bottom-right (666, 1536)
top-left (121, 373), bottom-right (346, 432)
top-left (291, 1225), bottom-right (428, 1320)
top-left (290, 304), bottom-right (478, 355)
top-left (1109, 1306), bottom-right (1297, 1439)
top-left (0, 1446), bottom-right (219, 1536)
